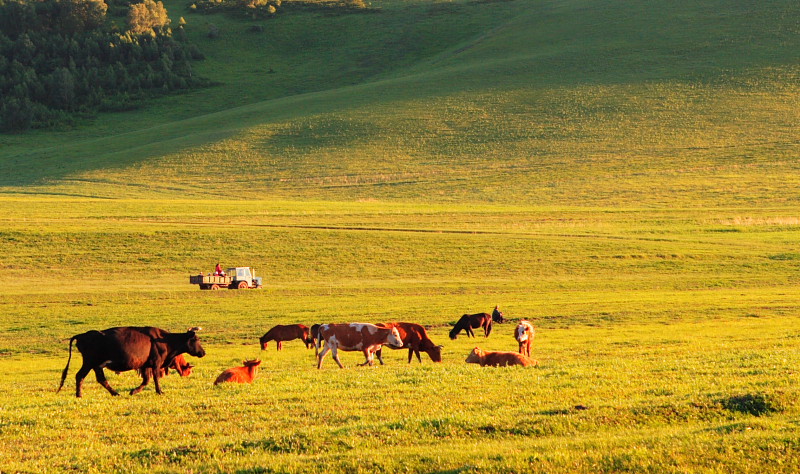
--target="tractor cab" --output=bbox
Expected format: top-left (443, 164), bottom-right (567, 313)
top-left (228, 267), bottom-right (263, 289)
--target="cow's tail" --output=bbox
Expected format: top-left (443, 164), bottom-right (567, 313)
top-left (57, 335), bottom-right (77, 393)
top-left (486, 318), bottom-right (493, 338)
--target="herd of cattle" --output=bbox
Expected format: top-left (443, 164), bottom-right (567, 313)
top-left (56, 306), bottom-right (538, 398)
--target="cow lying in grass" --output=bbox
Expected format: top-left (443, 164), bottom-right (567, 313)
top-left (214, 359), bottom-right (261, 385)
top-left (465, 347), bottom-right (537, 367)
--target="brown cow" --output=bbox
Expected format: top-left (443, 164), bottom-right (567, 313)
top-left (214, 359), bottom-right (261, 385)
top-left (374, 322), bottom-right (443, 364)
top-left (449, 313), bottom-right (493, 339)
top-left (57, 326), bottom-right (206, 397)
top-left (465, 347), bottom-right (537, 367)
top-left (316, 323), bottom-right (403, 368)
top-left (259, 324), bottom-right (313, 350)
top-left (515, 320), bottom-right (535, 357)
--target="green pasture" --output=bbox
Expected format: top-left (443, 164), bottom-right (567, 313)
top-left (1, 0), bottom-right (799, 471)
top-left (1, 200), bottom-right (798, 473)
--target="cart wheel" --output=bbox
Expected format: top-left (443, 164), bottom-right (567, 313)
top-left (237, 281), bottom-right (249, 289)
top-left (211, 284), bottom-right (220, 290)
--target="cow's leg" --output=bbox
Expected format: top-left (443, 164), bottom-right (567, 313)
top-left (331, 346), bottom-right (344, 369)
top-left (376, 348), bottom-right (385, 365)
top-left (75, 364), bottom-right (92, 398)
top-left (414, 348), bottom-right (422, 364)
top-left (317, 344), bottom-right (330, 369)
top-left (467, 327), bottom-right (475, 338)
top-left (130, 368), bottom-right (151, 395)
top-left (358, 349), bottom-right (372, 366)
top-left (93, 367), bottom-right (119, 396)
top-left (358, 349), bottom-right (375, 367)
top-left (278, 341), bottom-right (283, 351)
top-left (153, 369), bottom-right (163, 395)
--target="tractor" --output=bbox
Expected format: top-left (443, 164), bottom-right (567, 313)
top-left (190, 267), bottom-right (263, 290)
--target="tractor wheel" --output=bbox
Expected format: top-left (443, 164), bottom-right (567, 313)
top-left (237, 281), bottom-right (249, 289)
top-left (211, 284), bottom-right (220, 290)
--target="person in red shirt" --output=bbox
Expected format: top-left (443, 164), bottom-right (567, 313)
top-left (214, 263), bottom-right (225, 276)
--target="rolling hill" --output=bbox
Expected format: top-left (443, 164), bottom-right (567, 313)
top-left (0, 0), bottom-right (797, 206)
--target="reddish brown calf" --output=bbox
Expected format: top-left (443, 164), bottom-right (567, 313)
top-left (465, 347), bottom-right (536, 367)
top-left (214, 360), bottom-right (262, 385)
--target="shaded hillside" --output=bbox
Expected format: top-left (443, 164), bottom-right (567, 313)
top-left (0, 0), bottom-right (797, 206)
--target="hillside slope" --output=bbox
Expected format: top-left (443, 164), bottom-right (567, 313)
top-left (0, 0), bottom-right (797, 206)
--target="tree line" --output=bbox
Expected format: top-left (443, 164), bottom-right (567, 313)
top-left (190, 0), bottom-right (372, 21)
top-left (0, 0), bottom-right (207, 132)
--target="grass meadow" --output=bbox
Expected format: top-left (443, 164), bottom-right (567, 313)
top-left (1, 0), bottom-right (800, 472)
top-left (1, 200), bottom-right (799, 473)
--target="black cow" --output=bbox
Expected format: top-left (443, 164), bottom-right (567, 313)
top-left (449, 313), bottom-right (493, 339)
top-left (57, 326), bottom-right (206, 397)
top-left (310, 323), bottom-right (322, 355)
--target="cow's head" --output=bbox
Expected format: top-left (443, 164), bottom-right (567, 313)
top-left (185, 327), bottom-right (206, 358)
top-left (448, 325), bottom-right (459, 340)
top-left (302, 327), bottom-right (314, 349)
top-left (428, 344), bottom-right (444, 362)
top-left (516, 321), bottom-right (532, 342)
top-left (176, 359), bottom-right (195, 376)
top-left (387, 327), bottom-right (403, 347)
top-left (465, 347), bottom-right (484, 364)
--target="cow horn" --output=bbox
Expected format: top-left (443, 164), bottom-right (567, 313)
top-left (188, 326), bottom-right (202, 332)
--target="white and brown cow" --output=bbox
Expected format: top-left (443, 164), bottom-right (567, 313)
top-left (316, 323), bottom-right (403, 368)
top-left (515, 320), bottom-right (535, 357)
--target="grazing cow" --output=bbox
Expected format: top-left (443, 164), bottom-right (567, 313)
top-left (214, 359), bottom-right (261, 385)
top-left (57, 326), bottom-right (206, 397)
top-left (492, 306), bottom-right (506, 323)
top-left (259, 324), bottom-right (313, 351)
top-left (449, 313), bottom-right (493, 340)
top-left (130, 353), bottom-right (194, 378)
top-left (374, 322), bottom-right (443, 364)
top-left (515, 320), bottom-right (535, 357)
top-left (166, 354), bottom-right (194, 377)
top-left (316, 323), bottom-right (403, 368)
top-left (465, 347), bottom-right (536, 367)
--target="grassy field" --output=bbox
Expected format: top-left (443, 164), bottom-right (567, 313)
top-left (1, 0), bottom-right (799, 472)
top-left (1, 200), bottom-right (798, 473)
